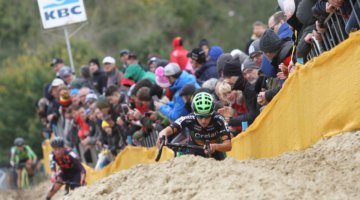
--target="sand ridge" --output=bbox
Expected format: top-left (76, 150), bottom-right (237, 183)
top-left (2, 131), bottom-right (360, 200)
top-left (64, 131), bottom-right (360, 200)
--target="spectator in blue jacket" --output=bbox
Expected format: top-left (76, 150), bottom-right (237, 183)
top-left (189, 47), bottom-right (220, 85)
top-left (154, 63), bottom-right (200, 122)
top-left (261, 11), bottom-right (294, 79)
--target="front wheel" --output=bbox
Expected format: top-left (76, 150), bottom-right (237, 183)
top-left (21, 168), bottom-right (30, 189)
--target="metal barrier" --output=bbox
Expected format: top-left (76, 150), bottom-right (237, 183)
top-left (307, 1), bottom-right (359, 61)
top-left (138, 130), bottom-right (158, 148)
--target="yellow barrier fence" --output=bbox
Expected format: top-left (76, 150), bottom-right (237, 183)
top-left (83, 146), bottom-right (173, 184)
top-left (42, 139), bottom-right (52, 175)
top-left (228, 31), bottom-right (360, 159)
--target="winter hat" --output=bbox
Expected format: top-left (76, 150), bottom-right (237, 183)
top-left (223, 57), bottom-right (242, 77)
top-left (248, 39), bottom-right (262, 57)
top-left (88, 58), bottom-right (100, 67)
top-left (202, 78), bottom-right (218, 91)
top-left (128, 52), bottom-right (137, 60)
top-left (172, 37), bottom-right (183, 47)
top-left (198, 38), bottom-right (209, 48)
top-left (242, 57), bottom-right (259, 71)
top-left (217, 53), bottom-right (233, 75)
top-left (164, 63), bottom-right (181, 77)
top-left (155, 67), bottom-right (171, 88)
top-left (260, 29), bottom-right (283, 53)
top-left (96, 95), bottom-right (110, 109)
top-left (179, 84), bottom-right (196, 96)
top-left (69, 78), bottom-right (84, 89)
top-left (86, 93), bottom-right (98, 103)
top-left (101, 120), bottom-right (110, 129)
top-left (80, 65), bottom-right (91, 79)
top-left (147, 57), bottom-right (159, 66)
top-left (187, 48), bottom-right (206, 64)
top-left (209, 46), bottom-right (223, 60)
top-left (231, 49), bottom-right (248, 64)
top-left (119, 49), bottom-right (130, 56)
top-left (121, 78), bottom-right (135, 87)
top-left (156, 59), bottom-right (169, 68)
top-left (70, 88), bottom-right (79, 96)
top-left (59, 66), bottom-right (72, 79)
top-left (230, 49), bottom-right (243, 57)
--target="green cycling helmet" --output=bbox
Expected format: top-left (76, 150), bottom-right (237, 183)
top-left (191, 92), bottom-right (215, 116)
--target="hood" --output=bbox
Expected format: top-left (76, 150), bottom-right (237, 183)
top-left (278, 22), bottom-right (293, 39)
top-left (172, 37), bottom-right (182, 48)
top-left (195, 59), bottom-right (216, 78)
top-left (170, 71), bottom-right (198, 91)
top-left (124, 64), bottom-right (145, 82)
top-left (272, 40), bottom-right (294, 67)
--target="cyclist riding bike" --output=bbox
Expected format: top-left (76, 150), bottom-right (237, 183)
top-left (157, 92), bottom-right (232, 160)
top-left (45, 137), bottom-right (86, 200)
top-left (10, 137), bottom-right (37, 189)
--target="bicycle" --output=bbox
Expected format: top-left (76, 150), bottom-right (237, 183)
top-left (14, 161), bottom-right (32, 190)
top-left (155, 135), bottom-right (211, 162)
top-left (55, 181), bottom-right (81, 195)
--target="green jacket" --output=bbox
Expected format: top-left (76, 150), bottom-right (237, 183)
top-left (10, 145), bottom-right (37, 165)
top-left (124, 64), bottom-right (156, 84)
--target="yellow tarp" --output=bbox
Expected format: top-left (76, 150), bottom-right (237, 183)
top-left (228, 31), bottom-right (360, 159)
top-left (83, 146), bottom-right (173, 184)
top-left (42, 139), bottom-right (52, 175)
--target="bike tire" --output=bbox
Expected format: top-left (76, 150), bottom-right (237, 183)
top-left (21, 168), bottom-right (29, 189)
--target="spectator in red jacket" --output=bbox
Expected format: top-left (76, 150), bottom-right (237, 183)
top-left (170, 37), bottom-right (189, 70)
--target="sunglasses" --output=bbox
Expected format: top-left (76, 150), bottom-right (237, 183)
top-left (196, 114), bottom-right (212, 119)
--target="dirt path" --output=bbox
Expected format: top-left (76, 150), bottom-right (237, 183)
top-left (3, 131), bottom-right (360, 200)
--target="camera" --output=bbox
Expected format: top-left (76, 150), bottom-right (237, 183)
top-left (121, 104), bottom-right (129, 114)
top-left (144, 112), bottom-right (152, 117)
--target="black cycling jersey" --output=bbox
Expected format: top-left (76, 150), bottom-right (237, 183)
top-left (170, 112), bottom-right (231, 160)
top-left (50, 149), bottom-right (85, 174)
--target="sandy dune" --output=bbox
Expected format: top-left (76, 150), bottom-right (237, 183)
top-left (2, 131), bottom-right (360, 200)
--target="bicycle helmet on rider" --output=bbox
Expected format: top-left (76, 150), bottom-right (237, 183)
top-left (14, 137), bottom-right (25, 146)
top-left (191, 92), bottom-right (215, 117)
top-left (50, 137), bottom-right (65, 148)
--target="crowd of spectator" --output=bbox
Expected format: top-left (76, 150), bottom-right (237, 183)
top-left (35, 0), bottom-right (359, 168)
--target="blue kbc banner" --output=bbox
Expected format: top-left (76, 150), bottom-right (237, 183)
top-left (38, 0), bottom-right (87, 29)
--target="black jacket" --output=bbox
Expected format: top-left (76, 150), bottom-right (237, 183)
top-left (271, 40), bottom-right (294, 69)
top-left (230, 76), bottom-right (260, 126)
top-left (91, 69), bottom-right (107, 94)
top-left (228, 85), bottom-right (260, 127)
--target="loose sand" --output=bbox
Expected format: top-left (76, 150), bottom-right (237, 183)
top-left (2, 131), bottom-right (360, 200)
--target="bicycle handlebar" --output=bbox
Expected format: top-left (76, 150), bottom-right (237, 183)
top-left (56, 180), bottom-right (81, 186)
top-left (155, 136), bottom-right (211, 162)
top-left (165, 143), bottom-right (204, 151)
top-left (155, 136), bottom-right (166, 162)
